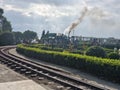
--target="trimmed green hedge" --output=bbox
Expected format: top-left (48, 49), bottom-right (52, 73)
top-left (25, 44), bottom-right (64, 52)
top-left (16, 44), bottom-right (120, 83)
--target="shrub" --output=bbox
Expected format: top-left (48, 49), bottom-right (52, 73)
top-left (108, 52), bottom-right (119, 59)
top-left (85, 46), bottom-right (107, 58)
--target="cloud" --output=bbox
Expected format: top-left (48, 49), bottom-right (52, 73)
top-left (12, 0), bottom-right (83, 6)
top-left (2, 2), bottom-right (80, 18)
top-left (0, 0), bottom-right (120, 38)
top-left (1, 0), bottom-right (83, 9)
top-left (22, 3), bottom-right (76, 17)
top-left (3, 4), bottom-right (23, 12)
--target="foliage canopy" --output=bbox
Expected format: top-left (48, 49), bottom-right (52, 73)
top-left (85, 46), bottom-right (107, 58)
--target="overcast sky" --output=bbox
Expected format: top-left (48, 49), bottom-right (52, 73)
top-left (0, 0), bottom-right (120, 39)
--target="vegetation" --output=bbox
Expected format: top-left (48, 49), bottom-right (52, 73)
top-left (0, 8), bottom-right (38, 46)
top-left (0, 32), bottom-right (14, 45)
top-left (0, 8), bottom-right (4, 14)
top-left (24, 44), bottom-right (115, 56)
top-left (25, 44), bottom-right (64, 52)
top-left (103, 48), bottom-right (113, 54)
top-left (13, 31), bottom-right (23, 44)
top-left (17, 44), bottom-right (120, 83)
top-left (102, 44), bottom-right (120, 49)
top-left (0, 8), bottom-right (12, 33)
top-left (0, 8), bottom-right (13, 46)
top-left (85, 46), bottom-right (107, 58)
top-left (108, 52), bottom-right (120, 59)
top-left (23, 30), bottom-right (37, 43)
top-left (0, 30), bottom-right (38, 46)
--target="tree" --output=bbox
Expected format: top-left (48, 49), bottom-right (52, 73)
top-left (0, 32), bottom-right (14, 46)
top-left (41, 30), bottom-right (46, 43)
top-left (41, 30), bottom-right (45, 37)
top-left (13, 31), bottom-right (23, 44)
top-left (2, 18), bottom-right (12, 32)
top-left (23, 30), bottom-right (37, 43)
top-left (46, 30), bottom-right (49, 35)
top-left (85, 46), bottom-right (107, 58)
top-left (0, 8), bottom-right (4, 15)
top-left (0, 8), bottom-right (12, 33)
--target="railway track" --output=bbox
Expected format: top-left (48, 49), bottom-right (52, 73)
top-left (0, 46), bottom-right (108, 90)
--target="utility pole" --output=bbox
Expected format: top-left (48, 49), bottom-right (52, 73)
top-left (0, 18), bottom-right (3, 32)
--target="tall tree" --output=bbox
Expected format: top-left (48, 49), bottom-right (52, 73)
top-left (23, 30), bottom-right (37, 43)
top-left (2, 18), bottom-right (12, 32)
top-left (0, 8), bottom-right (12, 33)
top-left (41, 30), bottom-right (45, 38)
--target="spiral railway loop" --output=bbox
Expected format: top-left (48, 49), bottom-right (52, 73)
top-left (0, 46), bottom-right (108, 90)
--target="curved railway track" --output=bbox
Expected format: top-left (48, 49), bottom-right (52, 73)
top-left (0, 46), bottom-right (108, 90)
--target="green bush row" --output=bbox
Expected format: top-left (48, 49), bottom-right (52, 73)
top-left (24, 44), bottom-right (63, 52)
top-left (16, 44), bottom-right (120, 83)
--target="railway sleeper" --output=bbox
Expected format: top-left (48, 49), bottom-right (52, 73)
top-left (25, 71), bottom-right (32, 75)
top-left (10, 64), bottom-right (17, 69)
top-left (0, 58), bottom-right (88, 90)
top-left (27, 69), bottom-right (83, 90)
top-left (30, 73), bottom-right (38, 77)
top-left (14, 66), bottom-right (22, 72)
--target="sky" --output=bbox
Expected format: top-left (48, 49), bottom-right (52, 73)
top-left (0, 0), bottom-right (120, 39)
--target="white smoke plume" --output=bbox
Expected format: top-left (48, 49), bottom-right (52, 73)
top-left (64, 0), bottom-right (88, 35)
top-left (64, 0), bottom-right (115, 36)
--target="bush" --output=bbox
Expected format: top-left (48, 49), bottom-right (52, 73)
top-left (85, 46), bottom-right (107, 58)
top-left (108, 52), bottom-right (119, 59)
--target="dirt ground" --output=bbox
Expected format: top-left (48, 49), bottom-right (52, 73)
top-left (0, 64), bottom-right (27, 83)
top-left (0, 60), bottom-right (52, 90)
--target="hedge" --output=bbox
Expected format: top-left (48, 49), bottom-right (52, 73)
top-left (16, 44), bottom-right (120, 83)
top-left (25, 44), bottom-right (64, 52)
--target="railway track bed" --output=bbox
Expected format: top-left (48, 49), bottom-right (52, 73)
top-left (0, 46), bottom-right (109, 90)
